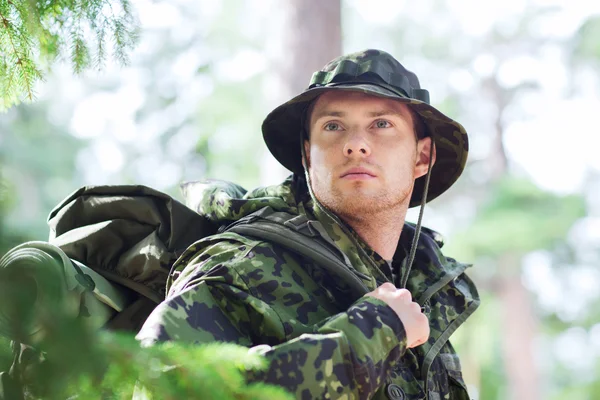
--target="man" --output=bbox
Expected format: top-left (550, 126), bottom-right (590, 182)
top-left (137, 49), bottom-right (479, 399)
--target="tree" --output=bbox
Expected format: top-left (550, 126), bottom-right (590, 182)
top-left (0, 0), bottom-right (138, 110)
top-left (260, 0), bottom-right (342, 184)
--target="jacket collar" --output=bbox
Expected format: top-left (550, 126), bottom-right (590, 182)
top-left (291, 176), bottom-right (470, 301)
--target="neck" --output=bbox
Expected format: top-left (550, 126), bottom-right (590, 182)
top-left (341, 207), bottom-right (407, 260)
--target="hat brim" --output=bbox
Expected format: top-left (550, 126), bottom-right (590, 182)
top-left (261, 83), bottom-right (468, 208)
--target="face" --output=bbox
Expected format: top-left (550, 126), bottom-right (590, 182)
top-left (304, 90), bottom-right (434, 221)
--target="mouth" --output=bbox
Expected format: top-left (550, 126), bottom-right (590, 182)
top-left (340, 167), bottom-right (377, 180)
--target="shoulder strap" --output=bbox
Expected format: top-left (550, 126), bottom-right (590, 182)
top-left (225, 207), bottom-right (368, 298)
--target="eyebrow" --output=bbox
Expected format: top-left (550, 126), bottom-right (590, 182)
top-left (312, 109), bottom-right (405, 121)
top-left (368, 110), bottom-right (404, 118)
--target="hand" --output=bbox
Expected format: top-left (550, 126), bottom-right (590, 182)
top-left (365, 282), bottom-right (430, 348)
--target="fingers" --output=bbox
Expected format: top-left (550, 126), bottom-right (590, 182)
top-left (398, 289), bottom-right (413, 304)
top-left (364, 283), bottom-right (431, 349)
top-left (407, 313), bottom-right (430, 348)
top-left (379, 282), bottom-right (396, 292)
top-left (408, 336), bottom-right (427, 348)
top-left (409, 301), bottom-right (420, 313)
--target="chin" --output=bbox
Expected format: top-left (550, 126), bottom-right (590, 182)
top-left (322, 184), bottom-right (410, 219)
top-left (327, 193), bottom-right (383, 219)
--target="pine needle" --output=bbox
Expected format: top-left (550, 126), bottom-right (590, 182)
top-left (0, 0), bottom-right (140, 111)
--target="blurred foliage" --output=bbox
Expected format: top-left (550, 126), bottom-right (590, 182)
top-left (0, 167), bottom-right (28, 257)
top-left (0, 315), bottom-right (292, 399)
top-left (572, 16), bottom-right (600, 62)
top-left (0, 100), bottom-right (84, 241)
top-left (449, 178), bottom-right (586, 260)
top-left (0, 0), bottom-right (139, 110)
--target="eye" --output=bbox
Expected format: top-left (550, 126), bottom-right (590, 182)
top-left (324, 122), bottom-right (342, 131)
top-left (374, 120), bottom-right (391, 129)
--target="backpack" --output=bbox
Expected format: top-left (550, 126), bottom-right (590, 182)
top-left (1, 184), bottom-right (373, 398)
top-left (3, 184), bottom-right (370, 334)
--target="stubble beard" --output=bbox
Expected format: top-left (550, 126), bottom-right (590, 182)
top-left (311, 174), bottom-right (413, 224)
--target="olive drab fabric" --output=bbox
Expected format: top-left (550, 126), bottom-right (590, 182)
top-left (0, 186), bottom-right (214, 400)
top-left (0, 242), bottom-right (127, 343)
top-left (261, 49), bottom-right (469, 208)
top-left (47, 184), bottom-right (216, 331)
top-left (137, 176), bottom-right (480, 399)
top-left (47, 185), bottom-right (215, 300)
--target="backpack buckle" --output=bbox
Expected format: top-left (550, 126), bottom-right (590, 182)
top-left (283, 215), bottom-right (320, 237)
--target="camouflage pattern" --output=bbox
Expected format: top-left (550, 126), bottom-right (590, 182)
top-left (261, 49), bottom-right (469, 207)
top-left (137, 177), bottom-right (480, 399)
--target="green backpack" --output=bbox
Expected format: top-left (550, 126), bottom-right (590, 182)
top-left (0, 183), bottom-right (373, 399)
top-left (2, 183), bottom-right (370, 334)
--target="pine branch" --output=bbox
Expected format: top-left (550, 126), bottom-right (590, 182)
top-left (93, 17), bottom-right (106, 70)
top-left (0, 8), bottom-right (31, 101)
top-left (0, 263), bottom-right (293, 400)
top-left (0, 324), bottom-right (294, 399)
top-left (0, 0), bottom-right (140, 111)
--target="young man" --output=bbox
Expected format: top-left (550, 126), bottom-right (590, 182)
top-left (137, 49), bottom-right (479, 399)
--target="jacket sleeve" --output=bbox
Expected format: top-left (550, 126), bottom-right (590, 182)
top-left (136, 239), bottom-right (408, 400)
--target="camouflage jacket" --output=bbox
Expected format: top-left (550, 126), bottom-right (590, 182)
top-left (137, 177), bottom-right (480, 400)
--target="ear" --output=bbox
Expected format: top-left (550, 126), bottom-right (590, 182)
top-left (414, 137), bottom-right (436, 179)
top-left (302, 140), bottom-right (311, 169)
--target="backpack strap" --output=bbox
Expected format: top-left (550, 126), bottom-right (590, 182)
top-left (225, 207), bottom-right (369, 298)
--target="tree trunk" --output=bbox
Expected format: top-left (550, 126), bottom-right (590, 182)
top-left (499, 271), bottom-right (541, 400)
top-left (280, 0), bottom-right (342, 96)
top-left (483, 73), bottom-right (541, 400)
top-left (260, 0), bottom-right (341, 185)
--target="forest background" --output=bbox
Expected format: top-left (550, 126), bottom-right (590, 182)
top-left (1, 0), bottom-right (600, 399)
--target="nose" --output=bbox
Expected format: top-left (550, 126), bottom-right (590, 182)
top-left (343, 132), bottom-right (371, 158)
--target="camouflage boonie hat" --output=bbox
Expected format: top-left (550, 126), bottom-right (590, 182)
top-left (261, 49), bottom-right (469, 207)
